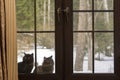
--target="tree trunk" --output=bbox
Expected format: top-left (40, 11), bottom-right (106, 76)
top-left (75, 0), bottom-right (87, 71)
top-left (104, 0), bottom-right (109, 24)
top-left (87, 0), bottom-right (92, 71)
top-left (87, 33), bottom-right (92, 71)
top-left (48, 0), bottom-right (51, 29)
top-left (43, 0), bottom-right (47, 30)
top-left (94, 1), bottom-right (103, 22)
top-left (104, 0), bottom-right (111, 56)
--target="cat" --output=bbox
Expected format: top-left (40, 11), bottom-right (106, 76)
top-left (18, 53), bottom-right (34, 73)
top-left (33, 55), bottom-right (54, 74)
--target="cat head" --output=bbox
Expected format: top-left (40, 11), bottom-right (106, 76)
top-left (23, 53), bottom-right (33, 63)
top-left (43, 55), bottom-right (54, 66)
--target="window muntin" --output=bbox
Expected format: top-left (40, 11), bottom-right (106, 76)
top-left (16, 0), bottom-right (55, 74)
top-left (73, 0), bottom-right (114, 73)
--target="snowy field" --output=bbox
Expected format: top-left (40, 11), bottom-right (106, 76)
top-left (73, 58), bottom-right (114, 73)
top-left (18, 48), bottom-right (114, 73)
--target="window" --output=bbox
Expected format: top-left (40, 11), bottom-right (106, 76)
top-left (16, 0), bottom-right (120, 80)
top-left (73, 0), bottom-right (114, 73)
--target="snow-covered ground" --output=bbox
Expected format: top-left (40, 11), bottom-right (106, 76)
top-left (73, 58), bottom-right (114, 73)
top-left (17, 48), bottom-right (114, 73)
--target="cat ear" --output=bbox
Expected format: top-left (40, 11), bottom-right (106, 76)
top-left (50, 55), bottom-right (52, 58)
top-left (44, 57), bottom-right (46, 60)
top-left (24, 52), bottom-right (26, 55)
top-left (31, 53), bottom-right (33, 55)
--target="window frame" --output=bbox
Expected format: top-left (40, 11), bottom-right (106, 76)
top-left (17, 0), bottom-right (120, 80)
top-left (64, 0), bottom-right (120, 80)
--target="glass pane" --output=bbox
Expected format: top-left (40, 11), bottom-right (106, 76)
top-left (36, 0), bottom-right (55, 31)
top-left (36, 33), bottom-right (55, 74)
top-left (73, 13), bottom-right (92, 31)
top-left (94, 0), bottom-right (113, 10)
top-left (17, 33), bottom-right (35, 73)
top-left (16, 0), bottom-right (34, 31)
top-left (73, 33), bottom-right (92, 73)
top-left (94, 33), bottom-right (114, 73)
top-left (73, 0), bottom-right (92, 10)
top-left (94, 12), bottom-right (113, 31)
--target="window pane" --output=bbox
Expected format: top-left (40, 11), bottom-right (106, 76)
top-left (94, 0), bottom-right (113, 10)
top-left (17, 33), bottom-right (35, 73)
top-left (36, 33), bottom-right (55, 74)
top-left (36, 0), bottom-right (55, 31)
top-left (73, 0), bottom-right (92, 10)
top-left (73, 13), bottom-right (92, 31)
top-left (94, 33), bottom-right (114, 73)
top-left (94, 12), bottom-right (113, 31)
top-left (73, 33), bottom-right (92, 73)
top-left (16, 0), bottom-right (34, 31)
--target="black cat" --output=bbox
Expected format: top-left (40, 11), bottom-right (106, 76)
top-left (18, 53), bottom-right (34, 73)
top-left (34, 55), bottom-right (54, 74)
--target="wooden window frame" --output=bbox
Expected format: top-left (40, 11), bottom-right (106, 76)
top-left (17, 0), bottom-right (120, 80)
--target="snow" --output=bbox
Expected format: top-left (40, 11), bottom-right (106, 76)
top-left (95, 60), bottom-right (114, 73)
top-left (18, 48), bottom-right (114, 73)
top-left (73, 55), bottom-right (114, 73)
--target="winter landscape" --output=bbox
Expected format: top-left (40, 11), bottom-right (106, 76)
top-left (17, 47), bottom-right (114, 73)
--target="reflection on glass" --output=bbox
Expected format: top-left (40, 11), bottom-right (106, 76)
top-left (73, 13), bottom-right (92, 31)
top-left (94, 12), bottom-right (113, 31)
top-left (94, 0), bottom-right (113, 10)
top-left (36, 0), bottom-right (55, 31)
top-left (94, 33), bottom-right (114, 73)
top-left (17, 33), bottom-right (35, 73)
top-left (73, 33), bottom-right (92, 73)
top-left (16, 0), bottom-right (34, 31)
top-left (35, 33), bottom-right (55, 74)
top-left (73, 0), bottom-right (92, 10)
